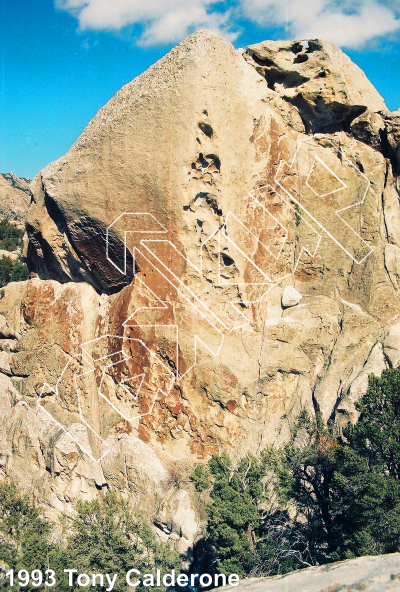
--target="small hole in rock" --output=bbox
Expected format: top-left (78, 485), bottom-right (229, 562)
top-left (198, 153), bottom-right (209, 168)
top-left (221, 253), bottom-right (235, 266)
top-left (206, 153), bottom-right (221, 171)
top-left (249, 53), bottom-right (276, 67)
top-left (306, 40), bottom-right (322, 53)
top-left (291, 42), bottom-right (303, 54)
top-left (198, 122), bottom-right (213, 138)
top-left (195, 192), bottom-right (222, 216)
top-left (293, 53), bottom-right (308, 64)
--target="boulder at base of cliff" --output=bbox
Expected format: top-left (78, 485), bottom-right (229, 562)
top-left (218, 553), bottom-right (400, 592)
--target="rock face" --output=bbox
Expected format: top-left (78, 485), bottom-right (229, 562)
top-left (1, 30), bottom-right (400, 549)
top-left (244, 38), bottom-right (386, 134)
top-left (0, 279), bottom-right (197, 552)
top-left (0, 172), bottom-right (31, 227)
top-left (219, 553), bottom-right (400, 592)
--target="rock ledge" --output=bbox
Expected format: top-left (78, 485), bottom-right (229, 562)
top-left (218, 553), bottom-right (400, 592)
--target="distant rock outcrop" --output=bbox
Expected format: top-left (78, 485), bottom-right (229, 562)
top-left (0, 172), bottom-right (31, 227)
top-left (1, 30), bottom-right (400, 551)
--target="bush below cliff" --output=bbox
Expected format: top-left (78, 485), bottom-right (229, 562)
top-left (0, 485), bottom-right (180, 591)
top-left (192, 368), bottom-right (400, 579)
top-left (0, 255), bottom-right (29, 288)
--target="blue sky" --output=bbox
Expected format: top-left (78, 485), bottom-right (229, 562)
top-left (2, 0), bottom-right (400, 179)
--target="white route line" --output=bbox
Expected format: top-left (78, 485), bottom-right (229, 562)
top-left (38, 353), bottom-right (111, 463)
top-left (140, 240), bottom-right (249, 331)
top-left (201, 184), bottom-right (321, 305)
top-left (306, 156), bottom-right (347, 198)
top-left (275, 136), bottom-right (373, 264)
top-left (106, 212), bottom-right (168, 275)
top-left (123, 275), bottom-right (224, 379)
top-left (39, 336), bottom-right (176, 463)
top-left (39, 136), bottom-right (372, 462)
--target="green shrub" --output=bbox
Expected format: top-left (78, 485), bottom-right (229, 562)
top-left (58, 490), bottom-right (180, 592)
top-left (197, 368), bottom-right (400, 578)
top-left (0, 482), bottom-right (181, 591)
top-left (0, 219), bottom-right (24, 251)
top-left (10, 260), bottom-right (29, 282)
top-left (0, 219), bottom-right (28, 288)
top-left (0, 481), bottom-right (54, 589)
top-left (0, 256), bottom-right (29, 288)
top-left (189, 464), bottom-right (210, 492)
top-left (193, 450), bottom-right (310, 578)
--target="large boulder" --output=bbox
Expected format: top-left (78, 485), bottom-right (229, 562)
top-left (1, 30), bottom-right (400, 545)
top-left (245, 38), bottom-right (386, 134)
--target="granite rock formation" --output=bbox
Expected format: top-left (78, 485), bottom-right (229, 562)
top-left (218, 553), bottom-right (400, 592)
top-left (1, 31), bottom-right (400, 551)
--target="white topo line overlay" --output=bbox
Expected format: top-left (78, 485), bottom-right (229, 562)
top-left (275, 136), bottom-right (372, 264)
top-left (39, 136), bottom-right (372, 461)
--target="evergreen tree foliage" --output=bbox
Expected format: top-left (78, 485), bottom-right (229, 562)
top-left (0, 481), bottom-right (54, 589)
top-left (0, 485), bottom-right (180, 591)
top-left (204, 453), bottom-right (261, 577)
top-left (0, 219), bottom-right (24, 251)
top-left (0, 256), bottom-right (29, 287)
top-left (348, 368), bottom-right (400, 477)
top-left (0, 219), bottom-right (29, 287)
top-left (58, 491), bottom-right (180, 591)
top-left (192, 450), bottom-right (312, 578)
top-left (196, 368), bottom-right (400, 578)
